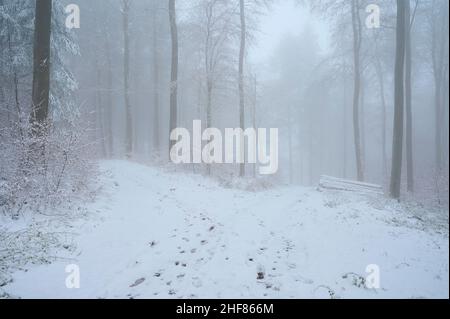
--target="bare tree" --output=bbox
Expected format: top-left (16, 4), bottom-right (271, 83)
top-left (105, 33), bottom-right (114, 158)
top-left (169, 0), bottom-right (179, 159)
top-left (122, 0), bottom-right (133, 158)
top-left (152, 0), bottom-right (161, 157)
top-left (200, 0), bottom-right (235, 175)
top-left (238, 0), bottom-right (246, 177)
top-left (390, 0), bottom-right (407, 199)
top-left (31, 0), bottom-right (52, 135)
top-left (405, 0), bottom-right (415, 193)
top-left (351, 0), bottom-right (364, 182)
top-left (429, 0), bottom-right (449, 175)
top-left (374, 54), bottom-right (388, 180)
top-left (95, 57), bottom-right (107, 158)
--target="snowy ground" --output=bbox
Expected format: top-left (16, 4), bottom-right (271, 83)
top-left (1, 160), bottom-right (449, 299)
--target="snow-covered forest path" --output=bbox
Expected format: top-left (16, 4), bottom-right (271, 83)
top-left (4, 161), bottom-right (449, 299)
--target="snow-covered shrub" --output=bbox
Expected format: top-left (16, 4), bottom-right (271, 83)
top-left (0, 117), bottom-right (95, 218)
top-left (0, 220), bottom-right (76, 288)
top-left (0, 0), bottom-right (93, 218)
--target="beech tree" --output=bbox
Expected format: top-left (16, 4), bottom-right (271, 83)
top-left (122, 0), bottom-right (133, 158)
top-left (152, 0), bottom-right (161, 156)
top-left (350, 0), bottom-right (364, 182)
top-left (169, 0), bottom-right (179, 159)
top-left (31, 0), bottom-right (52, 135)
top-left (238, 0), bottom-right (246, 177)
top-left (390, 0), bottom-right (407, 199)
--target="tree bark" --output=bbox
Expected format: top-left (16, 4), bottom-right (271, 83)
top-left (375, 57), bottom-right (388, 181)
top-left (31, 0), bottom-right (52, 134)
top-left (95, 59), bottom-right (107, 158)
top-left (7, 26), bottom-right (24, 139)
top-left (105, 38), bottom-right (114, 157)
top-left (360, 75), bottom-right (366, 172)
top-left (351, 0), bottom-right (364, 181)
top-left (252, 75), bottom-right (257, 178)
top-left (0, 0), bottom-right (9, 126)
top-left (390, 0), bottom-right (407, 199)
top-left (152, 0), bottom-right (161, 156)
top-left (168, 0), bottom-right (179, 160)
top-left (405, 0), bottom-right (414, 192)
top-left (343, 75), bottom-right (348, 179)
top-left (206, 81), bottom-right (212, 176)
top-left (430, 0), bottom-right (448, 175)
top-left (122, 0), bottom-right (133, 158)
top-left (238, 0), bottom-right (246, 177)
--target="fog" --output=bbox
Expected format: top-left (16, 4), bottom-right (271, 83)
top-left (66, 0), bottom-right (449, 203)
top-left (1, 0), bottom-right (449, 299)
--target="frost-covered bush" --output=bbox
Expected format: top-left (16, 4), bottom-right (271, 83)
top-left (0, 118), bottom-right (95, 218)
top-left (0, 220), bottom-right (77, 288)
top-left (0, 0), bottom-right (92, 218)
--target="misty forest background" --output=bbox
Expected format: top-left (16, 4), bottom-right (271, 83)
top-left (0, 0), bottom-right (449, 219)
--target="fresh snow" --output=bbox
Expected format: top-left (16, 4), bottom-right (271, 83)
top-left (2, 160), bottom-right (449, 299)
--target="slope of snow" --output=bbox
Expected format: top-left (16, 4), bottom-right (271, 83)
top-left (2, 160), bottom-right (449, 299)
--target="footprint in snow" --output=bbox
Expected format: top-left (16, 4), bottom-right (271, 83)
top-left (129, 278), bottom-right (145, 288)
top-left (257, 265), bottom-right (266, 280)
top-left (192, 277), bottom-right (202, 288)
top-left (295, 275), bottom-right (314, 284)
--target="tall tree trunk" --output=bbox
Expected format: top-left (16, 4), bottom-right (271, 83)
top-left (95, 59), bottom-right (107, 158)
top-left (443, 69), bottom-right (449, 168)
top-left (343, 76), bottom-right (348, 179)
top-left (122, 0), bottom-right (133, 158)
top-left (0, 0), bottom-right (8, 126)
top-left (360, 75), bottom-right (366, 173)
top-left (206, 82), bottom-right (212, 175)
top-left (105, 39), bottom-right (114, 157)
top-left (168, 0), bottom-right (179, 160)
top-left (351, 0), bottom-right (364, 181)
top-left (7, 26), bottom-right (24, 139)
top-left (405, 0), bottom-right (414, 192)
top-left (375, 57), bottom-right (388, 181)
top-left (0, 85), bottom-right (5, 125)
top-left (430, 0), bottom-right (448, 176)
top-left (288, 104), bottom-right (293, 184)
top-left (390, 0), bottom-right (407, 199)
top-left (152, 0), bottom-right (160, 157)
top-left (252, 75), bottom-right (257, 178)
top-left (238, 0), bottom-right (246, 177)
top-left (308, 113), bottom-right (314, 185)
top-left (31, 0), bottom-right (52, 135)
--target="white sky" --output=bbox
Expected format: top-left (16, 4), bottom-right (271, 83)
top-left (248, 0), bottom-right (331, 69)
